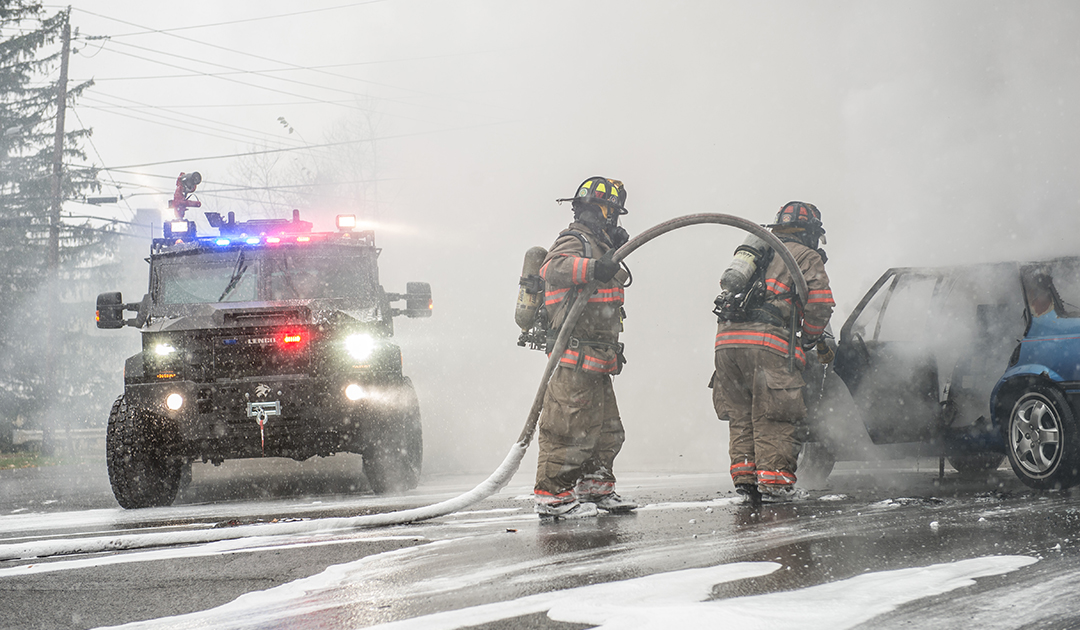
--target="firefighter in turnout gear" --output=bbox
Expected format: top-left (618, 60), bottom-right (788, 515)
top-left (711, 202), bottom-right (835, 503)
top-left (534, 177), bottom-right (638, 519)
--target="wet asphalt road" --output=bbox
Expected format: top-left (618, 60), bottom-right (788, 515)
top-left (2, 456), bottom-right (1080, 629)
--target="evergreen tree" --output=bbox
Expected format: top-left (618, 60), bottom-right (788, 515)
top-left (0, 2), bottom-right (118, 452)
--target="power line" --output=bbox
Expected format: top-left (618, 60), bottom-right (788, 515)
top-left (68, 106), bottom-right (136, 220)
top-left (86, 42), bottom-right (424, 125)
top-left (73, 2), bottom-right (389, 38)
top-left (71, 4), bottom-right (518, 122)
top-left (78, 92), bottom-right (310, 149)
top-left (75, 100), bottom-right (289, 149)
top-left (75, 50), bottom-right (499, 85)
top-left (87, 168), bottom-right (397, 202)
top-left (71, 98), bottom-right (358, 109)
top-left (87, 120), bottom-right (507, 170)
top-left (93, 40), bottom-right (457, 129)
top-left (73, 6), bottom-right (435, 100)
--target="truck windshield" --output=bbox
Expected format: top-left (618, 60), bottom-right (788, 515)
top-left (154, 247), bottom-right (377, 305)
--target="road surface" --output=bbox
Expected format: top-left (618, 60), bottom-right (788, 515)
top-left (1, 455), bottom-right (1078, 629)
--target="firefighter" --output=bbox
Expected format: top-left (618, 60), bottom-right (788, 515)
top-left (533, 176), bottom-right (638, 519)
top-left (711, 202), bottom-right (835, 503)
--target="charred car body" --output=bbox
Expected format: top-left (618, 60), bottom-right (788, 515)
top-left (96, 174), bottom-right (432, 508)
top-left (805, 257), bottom-right (1080, 491)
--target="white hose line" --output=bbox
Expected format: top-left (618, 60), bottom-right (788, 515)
top-left (0, 444), bottom-right (526, 561)
top-left (0, 213), bottom-right (806, 561)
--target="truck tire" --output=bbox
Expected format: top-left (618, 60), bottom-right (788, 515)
top-left (106, 395), bottom-right (182, 508)
top-left (362, 384), bottom-right (423, 494)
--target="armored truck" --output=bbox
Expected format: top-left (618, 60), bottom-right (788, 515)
top-left (96, 204), bottom-right (431, 508)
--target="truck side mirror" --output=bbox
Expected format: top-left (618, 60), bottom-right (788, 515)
top-left (405, 282), bottom-right (432, 318)
top-left (96, 292), bottom-right (125, 329)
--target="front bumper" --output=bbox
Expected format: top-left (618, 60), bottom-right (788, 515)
top-left (125, 374), bottom-right (412, 459)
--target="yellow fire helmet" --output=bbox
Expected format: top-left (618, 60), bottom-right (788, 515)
top-left (557, 176), bottom-right (628, 216)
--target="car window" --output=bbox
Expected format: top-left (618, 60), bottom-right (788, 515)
top-left (1021, 261), bottom-right (1080, 319)
top-left (870, 273), bottom-right (941, 342)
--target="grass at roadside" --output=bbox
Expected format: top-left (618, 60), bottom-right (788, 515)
top-left (0, 451), bottom-right (98, 470)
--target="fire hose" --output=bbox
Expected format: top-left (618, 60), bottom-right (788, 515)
top-left (0, 213), bottom-right (806, 561)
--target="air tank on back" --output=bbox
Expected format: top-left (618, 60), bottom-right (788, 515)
top-left (720, 234), bottom-right (771, 294)
top-left (515, 246), bottom-right (548, 330)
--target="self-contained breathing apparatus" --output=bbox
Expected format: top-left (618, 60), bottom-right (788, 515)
top-left (516, 246), bottom-right (549, 350)
top-left (516, 230), bottom-right (596, 352)
top-left (515, 230), bottom-right (628, 374)
top-left (712, 233), bottom-right (778, 324)
top-left (713, 229), bottom-right (835, 366)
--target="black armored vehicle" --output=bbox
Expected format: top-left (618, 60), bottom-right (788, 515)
top-left (96, 173), bottom-right (432, 508)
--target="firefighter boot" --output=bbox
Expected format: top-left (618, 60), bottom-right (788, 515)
top-left (584, 491), bottom-right (638, 513)
top-left (535, 499), bottom-right (599, 520)
top-left (576, 476), bottom-right (638, 513)
top-left (735, 483), bottom-right (761, 504)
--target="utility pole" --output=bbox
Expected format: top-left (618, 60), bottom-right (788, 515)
top-left (43, 12), bottom-right (71, 456)
top-left (48, 15), bottom-right (70, 271)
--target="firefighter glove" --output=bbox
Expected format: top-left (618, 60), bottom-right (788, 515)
top-left (594, 250), bottom-right (621, 283)
top-left (816, 339), bottom-right (835, 364)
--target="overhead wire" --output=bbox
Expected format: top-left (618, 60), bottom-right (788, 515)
top-left (85, 43), bottom-right (402, 120)
top-left (89, 168), bottom-right (400, 206)
top-left (68, 106), bottom-right (137, 219)
top-left (74, 6), bottom-right (442, 99)
top-left (71, 6), bottom-right (514, 120)
top-left (57, 5), bottom-right (516, 214)
top-left (78, 119), bottom-right (509, 171)
top-left (79, 50), bottom-right (500, 85)
top-left (78, 92), bottom-right (311, 149)
top-left (74, 2), bottom-right (390, 38)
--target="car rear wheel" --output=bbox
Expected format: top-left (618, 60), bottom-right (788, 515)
top-left (1005, 386), bottom-right (1080, 490)
top-left (106, 395), bottom-right (183, 508)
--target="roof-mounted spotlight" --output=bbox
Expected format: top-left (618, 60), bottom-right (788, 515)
top-left (336, 214), bottom-right (357, 231)
top-left (163, 219), bottom-right (196, 240)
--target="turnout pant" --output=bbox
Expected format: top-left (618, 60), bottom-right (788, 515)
top-left (712, 347), bottom-right (806, 491)
top-left (534, 366), bottom-right (625, 505)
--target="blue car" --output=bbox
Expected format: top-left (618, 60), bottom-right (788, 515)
top-left (991, 259), bottom-right (1080, 490)
top-left (802, 257), bottom-right (1080, 490)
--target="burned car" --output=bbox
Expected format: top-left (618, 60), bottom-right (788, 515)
top-left (804, 256), bottom-right (1080, 490)
top-left (991, 259), bottom-right (1080, 489)
top-left (96, 189), bottom-right (432, 508)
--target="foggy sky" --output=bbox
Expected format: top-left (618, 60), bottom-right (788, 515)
top-left (66, 1), bottom-right (1080, 475)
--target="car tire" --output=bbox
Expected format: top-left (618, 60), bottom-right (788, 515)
top-left (106, 395), bottom-right (183, 508)
top-left (797, 441), bottom-right (835, 489)
top-left (947, 452), bottom-right (1006, 476)
top-left (1005, 385), bottom-right (1080, 490)
top-left (362, 383), bottom-right (423, 495)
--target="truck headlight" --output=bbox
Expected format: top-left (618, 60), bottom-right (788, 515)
top-left (166, 393), bottom-right (184, 410)
top-left (345, 333), bottom-right (375, 361)
top-left (344, 383), bottom-right (366, 401)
